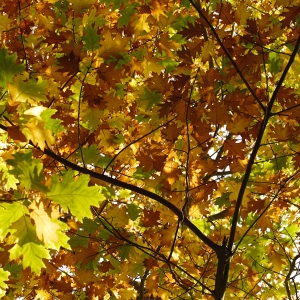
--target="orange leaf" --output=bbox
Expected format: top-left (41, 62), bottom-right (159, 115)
top-left (7, 125), bottom-right (27, 142)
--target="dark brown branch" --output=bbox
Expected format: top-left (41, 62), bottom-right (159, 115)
top-left (0, 122), bottom-right (221, 253)
top-left (285, 254), bottom-right (300, 300)
top-left (228, 33), bottom-right (300, 253)
top-left (188, 0), bottom-right (266, 112)
top-left (104, 114), bottom-right (178, 172)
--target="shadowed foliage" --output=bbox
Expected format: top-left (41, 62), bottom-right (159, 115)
top-left (0, 0), bottom-right (299, 299)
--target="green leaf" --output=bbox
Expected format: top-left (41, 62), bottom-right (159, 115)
top-left (192, 219), bottom-right (212, 235)
top-left (115, 52), bottom-right (131, 69)
top-left (9, 76), bottom-right (48, 104)
top-left (78, 144), bottom-right (100, 165)
top-left (275, 156), bottom-right (287, 171)
top-left (83, 8), bottom-right (107, 27)
top-left (0, 49), bottom-right (25, 86)
top-left (113, 134), bottom-right (125, 144)
top-left (98, 229), bottom-right (111, 241)
top-left (82, 106), bottom-right (103, 130)
top-left (9, 243), bottom-right (50, 275)
top-left (170, 14), bottom-right (197, 31)
top-left (115, 83), bottom-right (126, 98)
top-left (158, 55), bottom-right (179, 73)
top-left (0, 202), bottom-right (28, 239)
top-left (0, 161), bottom-right (19, 190)
top-left (9, 215), bottom-right (40, 245)
top-left (215, 192), bottom-right (231, 207)
top-left (82, 25), bottom-right (102, 51)
top-left (8, 216), bottom-right (50, 274)
top-left (7, 150), bottom-right (49, 193)
top-left (3, 263), bottom-right (22, 280)
top-left (268, 52), bottom-right (283, 74)
top-left (118, 3), bottom-right (139, 28)
top-left (127, 203), bottom-right (141, 221)
top-left (103, 0), bottom-right (128, 10)
top-left (97, 154), bottom-right (114, 168)
top-left (68, 234), bottom-right (90, 248)
top-left (47, 171), bottom-right (105, 221)
top-left (120, 244), bottom-right (131, 260)
top-left (138, 87), bottom-right (162, 110)
top-left (132, 167), bottom-right (153, 179)
top-left (82, 217), bottom-right (101, 233)
top-left (40, 109), bottom-right (63, 135)
top-left (108, 115), bottom-right (130, 130)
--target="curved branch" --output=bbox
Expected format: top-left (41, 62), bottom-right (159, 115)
top-left (42, 145), bottom-right (221, 252)
top-left (188, 0), bottom-right (266, 112)
top-left (228, 33), bottom-right (300, 253)
top-left (0, 122), bottom-right (221, 253)
top-left (103, 114), bottom-right (179, 173)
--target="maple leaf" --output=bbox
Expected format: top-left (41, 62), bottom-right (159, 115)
top-left (0, 268), bottom-right (10, 298)
top-left (8, 76), bottom-right (48, 105)
top-left (137, 87), bottom-right (162, 110)
top-left (7, 150), bottom-right (49, 192)
top-left (8, 216), bottom-right (51, 274)
top-left (7, 125), bottom-right (27, 142)
top-left (98, 31), bottom-right (130, 60)
top-left (0, 202), bottom-right (27, 239)
top-left (141, 209), bottom-right (160, 227)
top-left (47, 171), bottom-right (105, 221)
top-left (0, 0), bottom-right (299, 298)
top-left (68, 0), bottom-right (97, 12)
top-left (82, 25), bottom-right (102, 51)
top-left (29, 201), bottom-right (61, 244)
top-left (132, 13), bottom-right (150, 35)
top-left (227, 115), bottom-right (253, 134)
top-left (23, 120), bottom-right (55, 151)
top-left (0, 14), bottom-right (11, 32)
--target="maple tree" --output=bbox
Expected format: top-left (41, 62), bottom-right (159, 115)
top-left (0, 0), bottom-right (299, 298)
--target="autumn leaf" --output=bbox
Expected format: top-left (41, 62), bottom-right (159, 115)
top-left (0, 0), bottom-right (299, 299)
top-left (7, 125), bottom-right (27, 142)
top-left (23, 120), bottom-right (55, 151)
top-left (8, 76), bottom-right (48, 105)
top-left (29, 201), bottom-right (61, 244)
top-left (7, 150), bottom-right (49, 192)
top-left (0, 268), bottom-right (10, 298)
top-left (82, 25), bottom-right (102, 51)
top-left (8, 216), bottom-right (51, 274)
top-left (0, 49), bottom-right (25, 86)
top-left (0, 202), bottom-right (28, 239)
top-left (47, 171), bottom-right (105, 221)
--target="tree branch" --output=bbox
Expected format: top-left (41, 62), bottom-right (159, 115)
top-left (188, 0), bottom-right (266, 112)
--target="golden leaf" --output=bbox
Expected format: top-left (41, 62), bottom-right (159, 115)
top-left (29, 201), bottom-right (61, 244)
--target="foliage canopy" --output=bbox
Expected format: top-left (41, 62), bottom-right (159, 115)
top-left (0, 0), bottom-right (299, 299)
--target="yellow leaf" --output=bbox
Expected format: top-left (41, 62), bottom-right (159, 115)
top-left (141, 56), bottom-right (164, 78)
top-left (68, 0), bottom-right (97, 11)
top-left (98, 31), bottom-right (130, 60)
top-left (227, 115), bottom-right (253, 134)
top-left (23, 120), bottom-right (55, 150)
top-left (116, 288), bottom-right (137, 300)
top-left (0, 14), bottom-right (10, 31)
top-left (37, 14), bottom-right (53, 31)
top-left (133, 14), bottom-right (150, 35)
top-left (201, 40), bottom-right (215, 62)
top-left (35, 289), bottom-right (52, 300)
top-left (29, 201), bottom-right (61, 243)
top-left (267, 244), bottom-right (286, 273)
top-left (105, 206), bottom-right (129, 227)
top-left (234, 3), bottom-right (251, 25)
